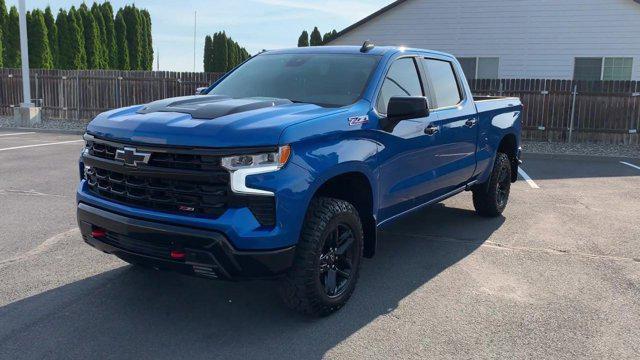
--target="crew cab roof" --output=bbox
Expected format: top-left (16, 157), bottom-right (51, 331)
top-left (263, 45), bottom-right (453, 58)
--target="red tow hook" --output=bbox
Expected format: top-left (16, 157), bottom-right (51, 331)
top-left (91, 228), bottom-right (107, 238)
top-left (170, 250), bottom-right (186, 260)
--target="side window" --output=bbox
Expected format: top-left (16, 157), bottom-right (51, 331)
top-left (424, 58), bottom-right (462, 108)
top-left (376, 57), bottom-right (423, 114)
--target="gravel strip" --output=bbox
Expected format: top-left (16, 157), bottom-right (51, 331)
top-left (2, 116), bottom-right (639, 158)
top-left (0, 116), bottom-right (88, 132)
top-left (523, 141), bottom-right (640, 159)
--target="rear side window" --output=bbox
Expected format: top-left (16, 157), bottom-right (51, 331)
top-left (376, 57), bottom-right (423, 114)
top-left (423, 59), bottom-right (462, 108)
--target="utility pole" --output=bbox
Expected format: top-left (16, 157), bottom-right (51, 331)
top-left (193, 11), bottom-right (197, 72)
top-left (156, 48), bottom-right (159, 71)
top-left (15, 0), bottom-right (41, 126)
top-left (18, 0), bottom-right (31, 107)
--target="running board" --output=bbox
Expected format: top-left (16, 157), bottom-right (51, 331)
top-left (377, 180), bottom-right (478, 228)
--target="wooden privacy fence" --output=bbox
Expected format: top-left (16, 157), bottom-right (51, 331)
top-left (1, 69), bottom-right (639, 143)
top-left (0, 69), bottom-right (223, 121)
top-left (469, 79), bottom-right (640, 144)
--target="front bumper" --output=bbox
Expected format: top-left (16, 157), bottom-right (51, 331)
top-left (77, 203), bottom-right (295, 280)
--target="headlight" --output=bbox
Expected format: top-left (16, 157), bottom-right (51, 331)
top-left (221, 145), bottom-right (291, 171)
top-left (221, 145), bottom-right (291, 196)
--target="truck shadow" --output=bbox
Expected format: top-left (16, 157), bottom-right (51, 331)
top-left (0, 204), bottom-right (503, 360)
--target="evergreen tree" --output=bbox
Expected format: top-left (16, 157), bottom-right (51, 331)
top-left (322, 29), bottom-right (338, 44)
top-left (309, 27), bottom-right (322, 46)
top-left (55, 9), bottom-right (69, 69)
top-left (297, 30), bottom-right (309, 47)
top-left (27, 9), bottom-right (53, 69)
top-left (79, 4), bottom-right (103, 69)
top-left (212, 32), bottom-right (228, 72)
top-left (0, 24), bottom-right (3, 67)
top-left (5, 6), bottom-right (19, 68)
top-left (68, 7), bottom-right (87, 69)
top-left (226, 36), bottom-right (238, 71)
top-left (43, 6), bottom-right (58, 68)
top-left (67, 7), bottom-right (87, 69)
top-left (122, 5), bottom-right (142, 70)
top-left (141, 9), bottom-right (153, 70)
top-left (114, 10), bottom-right (129, 70)
top-left (0, 0), bottom-right (7, 64)
top-left (100, 2), bottom-right (117, 69)
top-left (203, 35), bottom-right (213, 72)
top-left (91, 2), bottom-right (108, 69)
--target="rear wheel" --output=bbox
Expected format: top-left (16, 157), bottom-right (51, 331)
top-left (473, 152), bottom-right (512, 217)
top-left (279, 197), bottom-right (363, 316)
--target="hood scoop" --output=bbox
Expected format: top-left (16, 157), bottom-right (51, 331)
top-left (137, 95), bottom-right (293, 120)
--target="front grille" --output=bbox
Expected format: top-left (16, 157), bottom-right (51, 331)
top-left (89, 142), bottom-right (222, 171)
top-left (86, 167), bottom-right (229, 217)
top-left (83, 136), bottom-right (276, 226)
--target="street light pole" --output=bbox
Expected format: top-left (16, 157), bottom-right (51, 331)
top-left (18, 0), bottom-right (32, 107)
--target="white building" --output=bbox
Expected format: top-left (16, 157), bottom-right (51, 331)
top-left (328, 0), bottom-right (640, 81)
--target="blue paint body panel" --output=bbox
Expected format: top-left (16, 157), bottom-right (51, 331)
top-left (78, 46), bottom-right (521, 252)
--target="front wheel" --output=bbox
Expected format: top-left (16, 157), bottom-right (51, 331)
top-left (472, 152), bottom-right (512, 217)
top-left (279, 197), bottom-right (363, 316)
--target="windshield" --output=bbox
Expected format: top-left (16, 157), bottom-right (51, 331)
top-left (208, 53), bottom-right (380, 107)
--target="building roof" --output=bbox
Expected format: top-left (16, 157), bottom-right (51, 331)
top-left (329, 0), bottom-right (640, 43)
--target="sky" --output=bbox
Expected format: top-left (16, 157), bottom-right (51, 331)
top-left (7, 0), bottom-right (395, 72)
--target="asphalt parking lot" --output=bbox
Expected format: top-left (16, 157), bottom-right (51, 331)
top-left (0, 130), bottom-right (639, 359)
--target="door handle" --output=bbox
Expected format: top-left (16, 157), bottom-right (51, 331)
top-left (465, 118), bottom-right (478, 127)
top-left (424, 124), bottom-right (439, 135)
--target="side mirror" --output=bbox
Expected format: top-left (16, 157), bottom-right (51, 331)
top-left (195, 87), bottom-right (208, 95)
top-left (381, 96), bottom-right (429, 131)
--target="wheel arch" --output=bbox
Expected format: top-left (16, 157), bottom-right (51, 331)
top-left (312, 171), bottom-right (377, 258)
top-left (497, 133), bottom-right (519, 182)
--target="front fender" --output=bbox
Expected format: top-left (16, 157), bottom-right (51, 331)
top-left (244, 133), bottom-right (379, 248)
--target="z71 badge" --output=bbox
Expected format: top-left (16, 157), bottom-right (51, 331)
top-left (348, 115), bottom-right (369, 126)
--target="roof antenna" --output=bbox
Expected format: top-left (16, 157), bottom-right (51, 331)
top-left (360, 40), bottom-right (375, 53)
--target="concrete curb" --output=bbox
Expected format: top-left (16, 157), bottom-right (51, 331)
top-left (0, 127), bottom-right (85, 135)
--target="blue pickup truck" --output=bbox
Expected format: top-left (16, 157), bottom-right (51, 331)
top-left (77, 43), bottom-right (521, 316)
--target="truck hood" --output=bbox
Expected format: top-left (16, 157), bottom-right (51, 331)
top-left (87, 95), bottom-right (345, 147)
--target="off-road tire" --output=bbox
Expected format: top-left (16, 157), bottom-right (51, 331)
top-left (279, 197), bottom-right (364, 316)
top-left (473, 152), bottom-right (512, 217)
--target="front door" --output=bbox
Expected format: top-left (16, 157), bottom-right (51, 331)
top-left (376, 56), bottom-right (441, 222)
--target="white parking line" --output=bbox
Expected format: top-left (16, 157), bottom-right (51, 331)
top-left (518, 167), bottom-right (540, 189)
top-left (0, 132), bottom-right (35, 137)
top-left (620, 161), bottom-right (640, 171)
top-left (0, 140), bottom-right (84, 152)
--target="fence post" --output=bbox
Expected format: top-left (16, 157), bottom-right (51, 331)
top-left (568, 84), bottom-right (578, 144)
top-left (76, 72), bottom-right (81, 121)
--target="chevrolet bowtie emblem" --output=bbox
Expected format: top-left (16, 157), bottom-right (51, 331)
top-left (115, 147), bottom-right (151, 167)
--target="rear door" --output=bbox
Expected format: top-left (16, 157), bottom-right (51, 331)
top-left (421, 57), bottom-right (478, 192)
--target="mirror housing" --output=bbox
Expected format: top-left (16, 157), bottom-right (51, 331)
top-left (195, 87), bottom-right (208, 95)
top-left (380, 96), bottom-right (429, 132)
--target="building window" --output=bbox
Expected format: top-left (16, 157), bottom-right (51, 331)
top-left (603, 57), bottom-right (633, 80)
top-left (574, 57), bottom-right (633, 81)
top-left (456, 57), bottom-right (499, 80)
